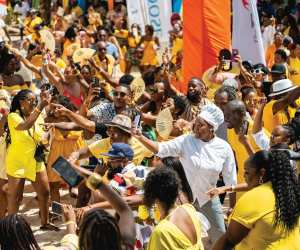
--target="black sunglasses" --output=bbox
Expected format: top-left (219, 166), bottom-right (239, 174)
top-left (113, 91), bottom-right (127, 97)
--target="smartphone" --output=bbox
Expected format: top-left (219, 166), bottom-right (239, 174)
top-left (51, 201), bottom-right (63, 216)
top-left (91, 77), bottom-right (100, 88)
top-left (232, 49), bottom-right (239, 62)
top-left (52, 156), bottom-right (83, 187)
top-left (133, 114), bottom-right (141, 129)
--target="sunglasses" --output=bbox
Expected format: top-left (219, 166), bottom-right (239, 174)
top-left (98, 47), bottom-right (107, 51)
top-left (113, 91), bottom-right (127, 97)
top-left (148, 87), bottom-right (158, 94)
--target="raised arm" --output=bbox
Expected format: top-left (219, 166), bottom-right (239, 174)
top-left (252, 99), bottom-right (267, 134)
top-left (42, 64), bottom-right (64, 94)
top-left (16, 91), bottom-right (50, 131)
top-left (131, 128), bottom-right (159, 153)
top-left (8, 47), bottom-right (41, 77)
top-left (89, 58), bottom-right (119, 88)
top-left (51, 103), bottom-right (96, 133)
top-left (72, 166), bottom-right (136, 246)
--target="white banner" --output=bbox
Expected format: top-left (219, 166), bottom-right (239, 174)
top-left (126, 0), bottom-right (172, 43)
top-left (232, 0), bottom-right (266, 65)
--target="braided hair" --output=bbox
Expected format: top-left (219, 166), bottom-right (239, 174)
top-left (79, 208), bottom-right (122, 250)
top-left (5, 89), bottom-right (34, 144)
top-left (249, 150), bottom-right (300, 232)
top-left (0, 214), bottom-right (41, 250)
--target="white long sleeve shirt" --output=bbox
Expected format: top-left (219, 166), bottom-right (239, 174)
top-left (157, 134), bottom-right (237, 207)
top-left (252, 129), bottom-right (270, 150)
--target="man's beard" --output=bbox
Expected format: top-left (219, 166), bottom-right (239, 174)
top-left (187, 91), bottom-right (200, 103)
top-left (107, 166), bottom-right (123, 180)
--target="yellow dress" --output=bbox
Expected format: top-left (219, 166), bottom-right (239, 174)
top-left (47, 129), bottom-right (84, 183)
top-left (6, 112), bottom-right (45, 181)
top-left (289, 57), bottom-right (300, 85)
top-left (171, 37), bottom-right (183, 64)
top-left (141, 40), bottom-right (159, 66)
top-left (147, 204), bottom-right (204, 250)
top-left (88, 137), bottom-right (153, 166)
top-left (231, 182), bottom-right (300, 250)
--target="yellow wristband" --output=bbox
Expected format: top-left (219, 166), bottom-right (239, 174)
top-left (65, 221), bottom-right (76, 226)
top-left (86, 173), bottom-right (103, 191)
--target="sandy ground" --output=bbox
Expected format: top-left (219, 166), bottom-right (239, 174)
top-left (22, 183), bottom-right (76, 248)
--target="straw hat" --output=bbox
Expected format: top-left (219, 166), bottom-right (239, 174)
top-left (105, 114), bottom-right (132, 134)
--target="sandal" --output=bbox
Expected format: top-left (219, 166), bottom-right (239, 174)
top-left (40, 223), bottom-right (60, 231)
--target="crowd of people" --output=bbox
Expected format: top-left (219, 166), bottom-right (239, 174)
top-left (0, 0), bottom-right (300, 249)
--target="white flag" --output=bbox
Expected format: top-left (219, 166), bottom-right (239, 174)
top-left (232, 0), bottom-right (266, 65)
top-left (126, 0), bottom-right (172, 43)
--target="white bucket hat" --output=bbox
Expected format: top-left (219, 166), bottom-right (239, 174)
top-left (269, 79), bottom-right (297, 97)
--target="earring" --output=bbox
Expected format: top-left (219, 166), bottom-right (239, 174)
top-left (259, 176), bottom-right (264, 185)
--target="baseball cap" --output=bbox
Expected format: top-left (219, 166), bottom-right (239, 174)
top-left (271, 64), bottom-right (286, 74)
top-left (102, 143), bottom-right (134, 161)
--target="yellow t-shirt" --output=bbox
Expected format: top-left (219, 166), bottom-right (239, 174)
top-left (231, 182), bottom-right (300, 250)
top-left (262, 99), bottom-right (299, 133)
top-left (288, 57), bottom-right (300, 85)
top-left (6, 112), bottom-right (45, 181)
top-left (88, 137), bottom-right (153, 165)
top-left (227, 120), bottom-right (262, 184)
top-left (147, 204), bottom-right (204, 250)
